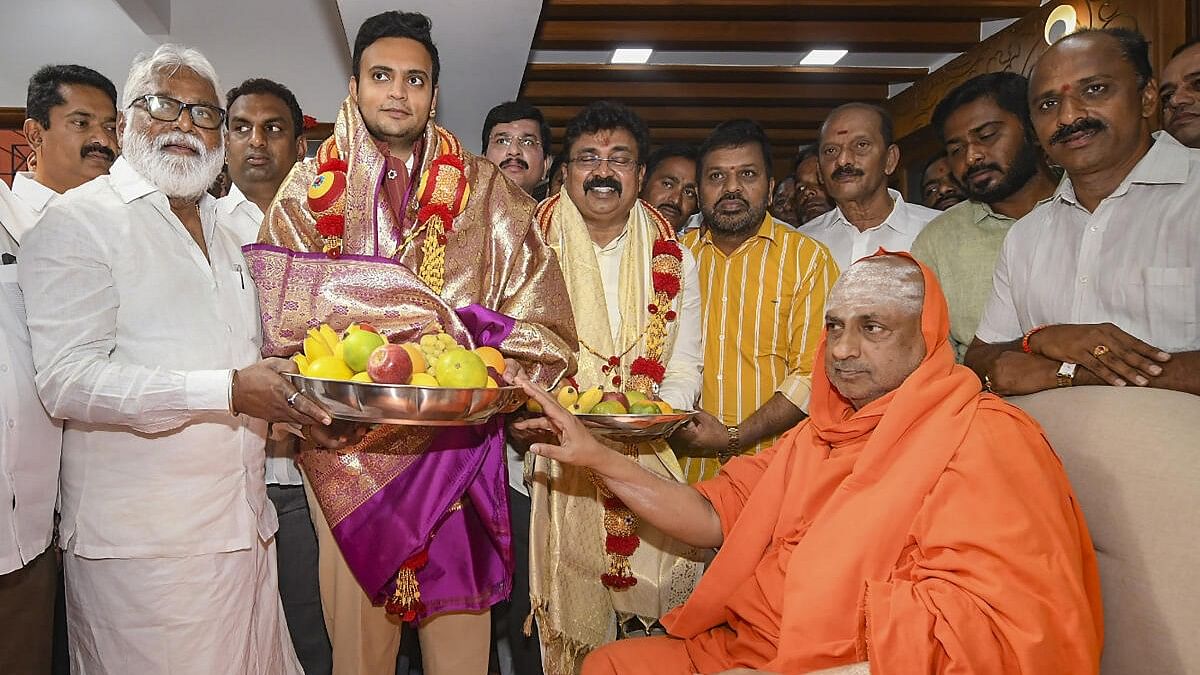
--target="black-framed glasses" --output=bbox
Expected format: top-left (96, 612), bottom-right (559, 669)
top-left (129, 95), bottom-right (226, 130)
top-left (491, 134), bottom-right (542, 149)
top-left (569, 154), bottom-right (637, 171)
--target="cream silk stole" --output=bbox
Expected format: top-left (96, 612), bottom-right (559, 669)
top-left (528, 193), bottom-right (704, 674)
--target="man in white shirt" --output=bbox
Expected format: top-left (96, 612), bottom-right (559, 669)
top-left (217, 77), bottom-right (331, 675)
top-left (966, 28), bottom-right (1200, 398)
top-left (528, 101), bottom-right (705, 670)
top-left (20, 44), bottom-right (344, 674)
top-left (0, 62), bottom-right (118, 673)
top-left (800, 103), bottom-right (939, 270)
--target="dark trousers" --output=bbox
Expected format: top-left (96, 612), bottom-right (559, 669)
top-left (269, 483), bottom-right (333, 675)
top-left (492, 487), bottom-right (542, 674)
top-left (0, 546), bottom-right (56, 673)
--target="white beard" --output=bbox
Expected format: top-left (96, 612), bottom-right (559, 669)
top-left (121, 124), bottom-right (225, 199)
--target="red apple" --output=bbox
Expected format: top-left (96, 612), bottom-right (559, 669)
top-left (367, 344), bottom-right (413, 384)
top-left (600, 391), bottom-right (629, 409)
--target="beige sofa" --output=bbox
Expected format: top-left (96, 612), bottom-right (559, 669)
top-left (1009, 387), bottom-right (1200, 675)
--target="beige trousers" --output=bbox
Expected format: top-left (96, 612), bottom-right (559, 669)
top-left (304, 479), bottom-right (492, 675)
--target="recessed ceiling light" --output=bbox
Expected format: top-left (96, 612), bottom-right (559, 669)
top-left (611, 48), bottom-right (654, 64)
top-left (800, 49), bottom-right (848, 66)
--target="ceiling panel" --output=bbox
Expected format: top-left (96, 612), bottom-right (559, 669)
top-left (520, 0), bottom-right (1044, 176)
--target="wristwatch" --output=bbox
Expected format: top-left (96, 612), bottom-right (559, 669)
top-left (1056, 362), bottom-right (1077, 388)
top-left (717, 425), bottom-right (740, 462)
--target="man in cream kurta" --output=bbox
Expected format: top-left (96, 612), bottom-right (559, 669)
top-left (18, 45), bottom-right (329, 674)
top-left (527, 101), bottom-right (704, 675)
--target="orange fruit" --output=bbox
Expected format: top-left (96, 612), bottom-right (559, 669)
top-left (473, 346), bottom-right (505, 375)
top-left (399, 343), bottom-right (427, 373)
top-left (653, 400), bottom-right (674, 414)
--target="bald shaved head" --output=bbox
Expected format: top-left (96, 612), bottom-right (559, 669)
top-left (829, 255), bottom-right (924, 315)
top-left (824, 256), bottom-right (926, 409)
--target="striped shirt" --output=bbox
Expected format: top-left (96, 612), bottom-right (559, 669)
top-left (680, 214), bottom-right (838, 483)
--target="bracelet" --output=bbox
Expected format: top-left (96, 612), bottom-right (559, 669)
top-left (718, 425), bottom-right (740, 462)
top-left (1021, 324), bottom-right (1049, 354)
top-left (228, 369), bottom-right (238, 415)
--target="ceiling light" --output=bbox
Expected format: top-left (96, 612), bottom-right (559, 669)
top-left (611, 48), bottom-right (653, 64)
top-left (800, 49), bottom-right (848, 66)
top-left (1044, 5), bottom-right (1078, 45)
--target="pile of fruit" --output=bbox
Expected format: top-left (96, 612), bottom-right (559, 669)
top-left (293, 322), bottom-right (505, 388)
top-left (528, 379), bottom-right (674, 415)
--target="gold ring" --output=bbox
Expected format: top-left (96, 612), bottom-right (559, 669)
top-left (1092, 345), bottom-right (1110, 358)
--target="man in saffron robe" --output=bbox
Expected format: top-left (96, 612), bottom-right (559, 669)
top-left (244, 11), bottom-right (576, 675)
top-left (513, 252), bottom-right (1103, 674)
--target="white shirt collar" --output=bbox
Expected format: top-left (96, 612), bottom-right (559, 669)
top-left (826, 188), bottom-right (922, 235)
top-left (1054, 131), bottom-right (1193, 206)
top-left (217, 183), bottom-right (264, 220)
top-left (109, 156), bottom-right (161, 204)
top-left (11, 171), bottom-right (59, 214)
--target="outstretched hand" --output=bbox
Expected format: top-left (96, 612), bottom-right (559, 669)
top-left (506, 372), bottom-right (616, 471)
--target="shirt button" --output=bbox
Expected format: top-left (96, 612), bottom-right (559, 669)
top-left (719, 333), bottom-right (725, 340)
top-left (0, 364), bottom-right (7, 373)
top-left (1089, 226), bottom-right (1098, 232)
top-left (716, 375), bottom-right (723, 382)
top-left (1079, 275), bottom-right (1089, 283)
top-left (6, 419), bottom-right (14, 429)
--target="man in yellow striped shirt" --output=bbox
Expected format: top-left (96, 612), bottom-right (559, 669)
top-left (674, 120), bottom-right (839, 483)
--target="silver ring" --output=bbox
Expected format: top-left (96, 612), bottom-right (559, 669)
top-left (287, 391), bottom-right (301, 407)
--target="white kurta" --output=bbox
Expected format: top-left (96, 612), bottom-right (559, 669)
top-left (0, 177), bottom-right (63, 575)
top-left (798, 188), bottom-right (939, 271)
top-left (216, 184), bottom-right (303, 488)
top-left (19, 157), bottom-right (299, 673)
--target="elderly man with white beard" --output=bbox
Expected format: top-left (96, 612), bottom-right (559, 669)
top-left (17, 44), bottom-right (344, 674)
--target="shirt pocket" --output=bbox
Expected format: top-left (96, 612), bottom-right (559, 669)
top-left (224, 265), bottom-right (262, 344)
top-left (1143, 266), bottom-right (1197, 351)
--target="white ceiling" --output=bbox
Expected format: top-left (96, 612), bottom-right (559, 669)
top-left (0, 0), bottom-right (542, 153)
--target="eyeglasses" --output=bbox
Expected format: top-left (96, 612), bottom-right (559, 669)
top-left (569, 154), bottom-right (637, 172)
top-left (129, 95), bottom-right (226, 130)
top-left (491, 134), bottom-right (542, 149)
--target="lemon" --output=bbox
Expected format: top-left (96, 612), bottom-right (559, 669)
top-left (306, 355), bottom-right (354, 381)
top-left (350, 372), bottom-right (374, 383)
top-left (410, 373), bottom-right (439, 387)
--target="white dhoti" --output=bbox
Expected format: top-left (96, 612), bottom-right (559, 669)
top-left (64, 537), bottom-right (301, 675)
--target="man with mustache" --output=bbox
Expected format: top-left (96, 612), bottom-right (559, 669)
top-left (800, 103), bottom-right (939, 270)
top-left (249, 11), bottom-right (576, 675)
top-left (966, 28), bottom-right (1200, 397)
top-left (0, 62), bottom-right (116, 674)
top-left (919, 153), bottom-right (967, 210)
top-left (911, 72), bottom-right (1059, 362)
top-left (216, 78), bottom-right (332, 675)
top-left (639, 143), bottom-right (699, 233)
top-left (791, 145), bottom-right (834, 226)
top-left (528, 100), bottom-right (704, 673)
top-left (11, 65), bottom-right (118, 237)
top-left (19, 44), bottom-right (338, 673)
top-left (481, 99), bottom-right (556, 675)
top-left (1161, 38), bottom-right (1200, 148)
top-left (483, 100), bottom-right (551, 197)
top-left (512, 253), bottom-right (1102, 675)
top-left (674, 119), bottom-right (837, 484)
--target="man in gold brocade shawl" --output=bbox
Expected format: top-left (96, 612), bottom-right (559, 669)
top-left (244, 12), bottom-right (576, 675)
top-left (522, 101), bottom-right (707, 674)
